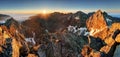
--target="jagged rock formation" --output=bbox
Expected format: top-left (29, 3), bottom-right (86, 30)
top-left (0, 17), bottom-right (30, 57)
top-left (0, 26), bottom-right (29, 57)
top-left (86, 10), bottom-right (107, 29)
top-left (86, 10), bottom-right (108, 38)
top-left (86, 10), bottom-right (120, 57)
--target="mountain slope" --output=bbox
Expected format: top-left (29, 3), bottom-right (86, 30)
top-left (0, 10), bottom-right (120, 57)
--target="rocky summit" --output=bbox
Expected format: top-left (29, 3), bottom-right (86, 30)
top-left (0, 10), bottom-right (120, 57)
top-left (86, 10), bottom-right (108, 37)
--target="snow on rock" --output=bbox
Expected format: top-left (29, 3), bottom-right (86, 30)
top-left (75, 16), bottom-right (79, 20)
top-left (77, 27), bottom-right (87, 36)
top-left (106, 17), bottom-right (112, 27)
top-left (25, 31), bottom-right (36, 45)
top-left (67, 25), bottom-right (88, 36)
top-left (67, 25), bottom-right (77, 33)
top-left (25, 38), bottom-right (36, 45)
top-left (0, 20), bottom-right (6, 24)
top-left (84, 32), bottom-right (89, 36)
top-left (106, 18), bottom-right (112, 22)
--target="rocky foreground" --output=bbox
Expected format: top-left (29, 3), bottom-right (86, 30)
top-left (0, 10), bottom-right (120, 57)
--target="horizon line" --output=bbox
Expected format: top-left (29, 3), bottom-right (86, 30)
top-left (0, 9), bottom-right (120, 15)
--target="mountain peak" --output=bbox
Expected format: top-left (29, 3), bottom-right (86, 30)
top-left (96, 9), bottom-right (102, 13)
top-left (86, 10), bottom-right (107, 36)
top-left (94, 10), bottom-right (103, 17)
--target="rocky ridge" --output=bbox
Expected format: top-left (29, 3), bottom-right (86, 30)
top-left (0, 10), bottom-right (120, 57)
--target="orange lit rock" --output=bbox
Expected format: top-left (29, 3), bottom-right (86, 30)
top-left (12, 39), bottom-right (20, 57)
top-left (94, 28), bottom-right (109, 40)
top-left (86, 10), bottom-right (107, 34)
top-left (0, 25), bottom-right (29, 57)
top-left (0, 47), bottom-right (3, 53)
top-left (104, 37), bottom-right (115, 46)
top-left (110, 23), bottom-right (120, 32)
top-left (115, 34), bottom-right (120, 43)
top-left (86, 10), bottom-right (109, 41)
top-left (100, 45), bottom-right (111, 54)
top-left (81, 45), bottom-right (101, 57)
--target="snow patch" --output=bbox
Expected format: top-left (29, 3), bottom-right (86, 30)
top-left (106, 17), bottom-right (112, 27)
top-left (0, 20), bottom-right (5, 23)
top-left (67, 25), bottom-right (88, 36)
top-left (75, 16), bottom-right (79, 20)
top-left (25, 38), bottom-right (36, 45)
top-left (106, 17), bottom-right (112, 22)
top-left (77, 27), bottom-right (87, 36)
top-left (84, 32), bottom-right (89, 36)
top-left (25, 31), bottom-right (36, 45)
top-left (67, 25), bottom-right (77, 33)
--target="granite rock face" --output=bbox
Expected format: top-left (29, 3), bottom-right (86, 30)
top-left (86, 10), bottom-right (107, 32)
top-left (86, 10), bottom-right (108, 38)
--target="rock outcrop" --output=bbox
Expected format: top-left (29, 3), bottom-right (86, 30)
top-left (86, 10), bottom-right (107, 38)
top-left (86, 10), bottom-right (120, 57)
top-left (0, 17), bottom-right (30, 57)
top-left (0, 26), bottom-right (28, 57)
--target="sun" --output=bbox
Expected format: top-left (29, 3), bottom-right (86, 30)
top-left (41, 10), bottom-right (50, 19)
top-left (43, 10), bottom-right (47, 14)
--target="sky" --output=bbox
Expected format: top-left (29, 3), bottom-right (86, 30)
top-left (0, 0), bottom-right (120, 14)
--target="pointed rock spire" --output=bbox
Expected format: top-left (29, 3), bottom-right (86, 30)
top-left (86, 10), bottom-right (107, 36)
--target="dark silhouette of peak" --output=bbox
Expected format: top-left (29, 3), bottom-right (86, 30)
top-left (75, 11), bottom-right (87, 15)
top-left (103, 11), bottom-right (120, 23)
top-left (49, 12), bottom-right (67, 18)
top-left (5, 18), bottom-right (18, 25)
top-left (103, 11), bottom-right (108, 15)
top-left (50, 12), bottom-right (64, 16)
top-left (88, 12), bottom-right (95, 17)
top-left (0, 14), bottom-right (10, 17)
top-left (5, 18), bottom-right (19, 28)
top-left (74, 11), bottom-right (87, 17)
top-left (0, 14), bottom-right (11, 20)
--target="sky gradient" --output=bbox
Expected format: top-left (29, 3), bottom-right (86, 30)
top-left (0, 0), bottom-right (120, 14)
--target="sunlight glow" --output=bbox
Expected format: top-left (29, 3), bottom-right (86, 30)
top-left (43, 10), bottom-right (47, 14)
